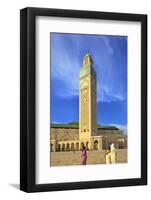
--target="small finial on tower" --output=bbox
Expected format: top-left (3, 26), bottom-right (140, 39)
top-left (83, 50), bottom-right (93, 67)
top-left (85, 50), bottom-right (90, 56)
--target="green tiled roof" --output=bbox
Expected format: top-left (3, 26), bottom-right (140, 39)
top-left (97, 125), bottom-right (119, 130)
top-left (51, 122), bottom-right (119, 130)
top-left (51, 123), bottom-right (79, 129)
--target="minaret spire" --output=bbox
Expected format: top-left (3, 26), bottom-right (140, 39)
top-left (82, 51), bottom-right (93, 67)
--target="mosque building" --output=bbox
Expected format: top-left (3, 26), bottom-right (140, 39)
top-left (50, 52), bottom-right (127, 152)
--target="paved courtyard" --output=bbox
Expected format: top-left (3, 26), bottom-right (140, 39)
top-left (50, 149), bottom-right (127, 166)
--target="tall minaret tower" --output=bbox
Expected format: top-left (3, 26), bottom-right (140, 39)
top-left (79, 52), bottom-right (97, 142)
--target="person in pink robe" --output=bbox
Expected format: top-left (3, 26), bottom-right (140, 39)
top-left (81, 144), bottom-right (87, 165)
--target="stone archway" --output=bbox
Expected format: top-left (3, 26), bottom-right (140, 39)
top-left (86, 141), bottom-right (89, 150)
top-left (119, 141), bottom-right (123, 149)
top-left (50, 143), bottom-right (53, 152)
top-left (71, 143), bottom-right (74, 151)
top-left (62, 143), bottom-right (65, 151)
top-left (57, 143), bottom-right (61, 151)
top-left (76, 142), bottom-right (79, 151)
top-left (80, 142), bottom-right (84, 150)
top-left (66, 143), bottom-right (70, 151)
top-left (94, 140), bottom-right (98, 150)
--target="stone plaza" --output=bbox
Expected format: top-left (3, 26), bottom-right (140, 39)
top-left (50, 149), bottom-right (127, 166)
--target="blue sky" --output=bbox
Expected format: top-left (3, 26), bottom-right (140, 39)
top-left (50, 33), bottom-right (127, 133)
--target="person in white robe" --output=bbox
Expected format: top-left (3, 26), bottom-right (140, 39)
top-left (110, 143), bottom-right (117, 164)
top-left (105, 150), bottom-right (111, 164)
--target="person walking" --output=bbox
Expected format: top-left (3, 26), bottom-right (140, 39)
top-left (105, 149), bottom-right (111, 164)
top-left (110, 143), bottom-right (117, 164)
top-left (81, 143), bottom-right (87, 165)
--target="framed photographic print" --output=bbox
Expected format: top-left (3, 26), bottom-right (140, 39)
top-left (20, 7), bottom-right (147, 192)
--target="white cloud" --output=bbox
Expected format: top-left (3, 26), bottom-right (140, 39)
top-left (51, 33), bottom-right (127, 102)
top-left (97, 84), bottom-right (125, 103)
top-left (103, 37), bottom-right (114, 55)
top-left (52, 54), bottom-right (80, 97)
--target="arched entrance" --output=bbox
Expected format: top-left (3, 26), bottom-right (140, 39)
top-left (71, 143), bottom-right (74, 151)
top-left (119, 141), bottom-right (123, 149)
top-left (94, 140), bottom-right (98, 150)
top-left (57, 143), bottom-right (61, 151)
top-left (80, 142), bottom-right (84, 150)
top-left (66, 143), bottom-right (70, 151)
top-left (50, 143), bottom-right (53, 152)
top-left (76, 142), bottom-right (79, 151)
top-left (62, 143), bottom-right (65, 151)
top-left (86, 141), bottom-right (89, 150)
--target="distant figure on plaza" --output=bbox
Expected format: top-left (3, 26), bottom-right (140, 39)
top-left (110, 143), bottom-right (117, 164)
top-left (105, 149), bottom-right (111, 164)
top-left (81, 143), bottom-right (87, 165)
top-left (105, 143), bottom-right (111, 164)
top-left (105, 143), bottom-right (117, 164)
